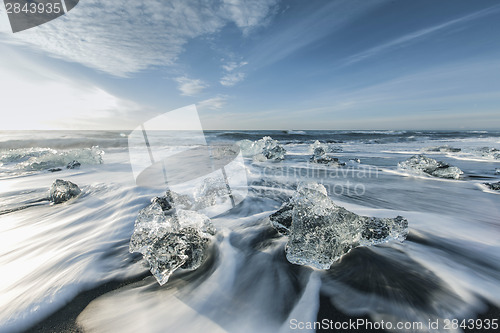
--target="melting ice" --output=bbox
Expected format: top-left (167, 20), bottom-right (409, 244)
top-left (237, 136), bottom-right (286, 161)
top-left (398, 154), bottom-right (463, 179)
top-left (270, 183), bottom-right (408, 269)
top-left (129, 191), bottom-right (216, 285)
top-left (48, 179), bottom-right (81, 204)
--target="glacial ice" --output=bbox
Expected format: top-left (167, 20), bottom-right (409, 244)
top-left (398, 155), bottom-right (463, 179)
top-left (496, 168), bottom-right (500, 175)
top-left (237, 136), bottom-right (286, 161)
top-left (48, 179), bottom-right (81, 204)
top-left (269, 183), bottom-right (408, 269)
top-left (129, 193), bottom-right (215, 285)
top-left (484, 182), bottom-right (500, 191)
top-left (476, 147), bottom-right (500, 160)
top-left (309, 140), bottom-right (342, 154)
top-left (310, 146), bottom-right (345, 166)
top-left (424, 146), bottom-right (461, 153)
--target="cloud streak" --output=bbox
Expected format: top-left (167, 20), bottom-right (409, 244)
top-left (343, 4), bottom-right (500, 66)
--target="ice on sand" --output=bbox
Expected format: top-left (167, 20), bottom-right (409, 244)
top-left (48, 179), bottom-right (81, 204)
top-left (237, 136), bottom-right (286, 161)
top-left (398, 154), bottom-right (463, 179)
top-left (309, 146), bottom-right (345, 166)
top-left (270, 183), bottom-right (408, 269)
top-left (129, 192), bottom-right (215, 285)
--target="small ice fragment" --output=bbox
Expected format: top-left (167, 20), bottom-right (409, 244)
top-left (270, 183), bottom-right (408, 270)
top-left (398, 155), bottom-right (463, 179)
top-left (476, 147), bottom-right (500, 160)
top-left (496, 168), bottom-right (500, 175)
top-left (48, 179), bottom-right (81, 204)
top-left (424, 146), bottom-right (461, 153)
top-left (309, 140), bottom-right (342, 154)
top-left (129, 193), bottom-right (215, 285)
top-left (237, 136), bottom-right (286, 161)
top-left (66, 160), bottom-right (81, 169)
top-left (484, 182), bottom-right (500, 191)
top-left (310, 146), bottom-right (345, 166)
top-left (48, 168), bottom-right (62, 173)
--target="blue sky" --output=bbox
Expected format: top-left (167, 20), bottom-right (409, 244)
top-left (0, 0), bottom-right (499, 130)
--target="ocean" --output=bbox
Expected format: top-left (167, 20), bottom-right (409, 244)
top-left (0, 130), bottom-right (499, 333)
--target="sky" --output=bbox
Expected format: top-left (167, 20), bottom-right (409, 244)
top-left (0, 0), bottom-right (499, 130)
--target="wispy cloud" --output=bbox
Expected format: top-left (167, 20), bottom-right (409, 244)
top-left (222, 61), bottom-right (248, 72)
top-left (220, 60), bottom-right (248, 86)
top-left (0, 0), bottom-right (278, 77)
top-left (220, 72), bottom-right (246, 86)
top-left (198, 95), bottom-right (228, 110)
top-left (344, 4), bottom-right (500, 66)
top-left (175, 77), bottom-right (208, 96)
top-left (221, 0), bottom-right (279, 34)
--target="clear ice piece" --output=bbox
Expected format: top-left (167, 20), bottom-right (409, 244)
top-left (270, 183), bottom-right (408, 269)
top-left (309, 146), bottom-right (344, 166)
top-left (398, 154), bottom-right (463, 179)
top-left (193, 177), bottom-right (230, 210)
top-left (48, 179), bottom-right (81, 204)
top-left (129, 195), bottom-right (215, 285)
top-left (237, 136), bottom-right (286, 161)
top-left (309, 140), bottom-right (342, 154)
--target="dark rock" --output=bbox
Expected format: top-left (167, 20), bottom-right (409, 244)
top-left (66, 160), bottom-right (81, 169)
top-left (48, 168), bottom-right (62, 172)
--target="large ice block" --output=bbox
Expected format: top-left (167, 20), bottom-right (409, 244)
top-left (269, 183), bottom-right (408, 269)
top-left (398, 155), bottom-right (463, 179)
top-left (129, 194), bottom-right (215, 285)
top-left (237, 136), bottom-right (286, 161)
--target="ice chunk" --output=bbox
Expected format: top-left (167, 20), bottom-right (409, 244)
top-left (496, 168), bottom-right (500, 175)
top-left (476, 147), bottom-right (500, 160)
top-left (48, 179), bottom-right (81, 204)
top-left (9, 146), bottom-right (104, 171)
top-left (398, 155), bottom-right (463, 179)
top-left (308, 140), bottom-right (342, 154)
top-left (484, 182), bottom-right (500, 191)
top-left (270, 183), bottom-right (408, 269)
top-left (129, 194), bottom-right (215, 285)
top-left (66, 160), bottom-right (81, 169)
top-left (193, 177), bottom-right (230, 210)
top-left (237, 136), bottom-right (286, 161)
top-left (424, 146), bottom-right (461, 153)
top-left (310, 146), bottom-right (345, 166)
